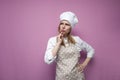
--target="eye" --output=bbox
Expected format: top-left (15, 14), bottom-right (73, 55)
top-left (60, 23), bottom-right (64, 25)
top-left (65, 23), bottom-right (70, 26)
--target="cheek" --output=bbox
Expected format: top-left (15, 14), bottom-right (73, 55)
top-left (59, 25), bottom-right (63, 30)
top-left (58, 26), bottom-right (62, 32)
top-left (66, 28), bottom-right (71, 33)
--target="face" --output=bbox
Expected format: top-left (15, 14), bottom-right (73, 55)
top-left (59, 20), bottom-right (71, 36)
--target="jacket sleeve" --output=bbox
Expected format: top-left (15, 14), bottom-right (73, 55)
top-left (44, 37), bottom-right (57, 64)
top-left (77, 37), bottom-right (95, 58)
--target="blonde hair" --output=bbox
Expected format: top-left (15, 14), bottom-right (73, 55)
top-left (58, 24), bottom-right (76, 46)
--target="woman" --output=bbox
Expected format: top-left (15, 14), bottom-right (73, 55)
top-left (44, 11), bottom-right (95, 80)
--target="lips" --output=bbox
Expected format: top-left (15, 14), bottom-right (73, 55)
top-left (61, 30), bottom-right (65, 32)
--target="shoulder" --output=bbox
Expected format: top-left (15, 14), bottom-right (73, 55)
top-left (72, 35), bottom-right (80, 39)
top-left (48, 36), bottom-right (57, 43)
top-left (49, 36), bottom-right (56, 40)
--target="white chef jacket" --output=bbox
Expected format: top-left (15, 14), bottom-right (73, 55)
top-left (44, 36), bottom-right (95, 64)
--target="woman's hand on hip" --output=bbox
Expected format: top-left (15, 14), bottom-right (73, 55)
top-left (77, 63), bottom-right (87, 72)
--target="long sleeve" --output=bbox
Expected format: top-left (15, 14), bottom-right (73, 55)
top-left (76, 36), bottom-right (95, 58)
top-left (44, 37), bottom-right (57, 64)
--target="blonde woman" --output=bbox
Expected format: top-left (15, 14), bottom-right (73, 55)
top-left (44, 11), bottom-right (95, 80)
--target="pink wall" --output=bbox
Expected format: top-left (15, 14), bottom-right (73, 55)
top-left (0, 0), bottom-right (120, 80)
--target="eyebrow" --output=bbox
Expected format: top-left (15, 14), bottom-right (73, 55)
top-left (60, 22), bottom-right (70, 24)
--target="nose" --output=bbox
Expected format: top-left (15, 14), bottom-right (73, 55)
top-left (62, 24), bottom-right (65, 29)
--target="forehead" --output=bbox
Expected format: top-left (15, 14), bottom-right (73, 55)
top-left (60, 20), bottom-right (70, 24)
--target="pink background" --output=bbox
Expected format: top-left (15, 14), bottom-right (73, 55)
top-left (0, 0), bottom-right (120, 80)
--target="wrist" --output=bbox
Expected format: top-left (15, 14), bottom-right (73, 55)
top-left (56, 42), bottom-right (61, 46)
top-left (82, 63), bottom-right (87, 67)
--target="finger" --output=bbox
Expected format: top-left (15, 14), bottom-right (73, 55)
top-left (60, 33), bottom-right (63, 39)
top-left (60, 32), bottom-right (63, 34)
top-left (57, 34), bottom-right (63, 42)
top-left (79, 69), bottom-right (84, 72)
top-left (58, 34), bottom-right (62, 39)
top-left (78, 65), bottom-right (84, 72)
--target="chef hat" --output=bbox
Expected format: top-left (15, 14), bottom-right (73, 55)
top-left (60, 11), bottom-right (78, 28)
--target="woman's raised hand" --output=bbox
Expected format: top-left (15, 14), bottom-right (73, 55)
top-left (57, 32), bottom-right (63, 44)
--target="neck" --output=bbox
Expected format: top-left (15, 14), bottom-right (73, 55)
top-left (63, 34), bottom-right (69, 38)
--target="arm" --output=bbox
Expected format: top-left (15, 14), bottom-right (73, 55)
top-left (44, 33), bottom-right (63, 64)
top-left (82, 57), bottom-right (92, 67)
top-left (77, 37), bottom-right (95, 72)
top-left (52, 42), bottom-right (61, 57)
top-left (44, 37), bottom-right (57, 64)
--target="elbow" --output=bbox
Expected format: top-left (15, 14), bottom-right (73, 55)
top-left (45, 61), bottom-right (52, 64)
top-left (91, 49), bottom-right (95, 55)
top-left (44, 56), bottom-right (52, 64)
top-left (44, 51), bottom-right (56, 64)
top-left (87, 49), bottom-right (95, 58)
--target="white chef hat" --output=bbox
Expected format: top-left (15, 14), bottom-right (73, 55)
top-left (60, 11), bottom-right (78, 28)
